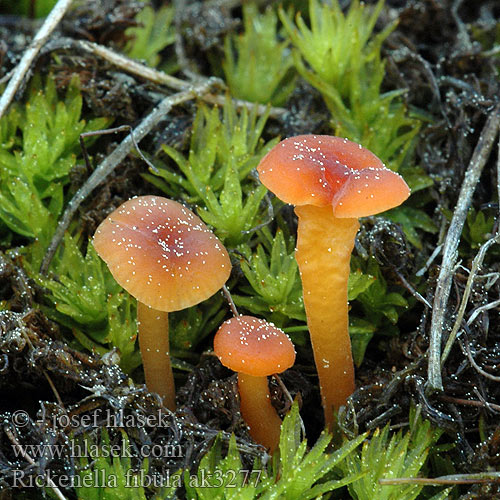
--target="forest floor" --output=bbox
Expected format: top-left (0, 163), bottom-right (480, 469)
top-left (0, 0), bottom-right (499, 499)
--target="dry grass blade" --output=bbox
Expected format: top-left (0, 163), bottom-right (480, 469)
top-left (380, 472), bottom-right (500, 486)
top-left (44, 38), bottom-right (287, 118)
top-left (0, 0), bottom-right (74, 119)
top-left (427, 105), bottom-right (500, 391)
top-left (50, 37), bottom-right (189, 91)
top-left (441, 231), bottom-right (500, 365)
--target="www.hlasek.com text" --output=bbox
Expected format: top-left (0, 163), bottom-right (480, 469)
top-left (11, 439), bottom-right (182, 460)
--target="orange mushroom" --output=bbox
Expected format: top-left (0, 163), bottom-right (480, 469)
top-left (257, 135), bottom-right (410, 429)
top-left (214, 315), bottom-right (296, 452)
top-left (93, 195), bottom-right (231, 410)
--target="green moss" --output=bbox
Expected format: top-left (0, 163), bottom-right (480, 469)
top-left (222, 4), bottom-right (296, 106)
top-left (169, 293), bottom-right (226, 354)
top-left (233, 226), bottom-right (305, 326)
top-left (348, 256), bottom-right (409, 365)
top-left (280, 0), bottom-right (420, 172)
top-left (125, 5), bottom-right (176, 70)
top-left (185, 402), bottom-right (367, 499)
top-left (145, 97), bottom-right (277, 245)
top-left (0, 75), bottom-right (108, 268)
top-left (35, 236), bottom-right (141, 373)
top-left (75, 430), bottom-right (180, 500)
top-left (3, 0), bottom-right (57, 17)
top-left (340, 408), bottom-right (451, 500)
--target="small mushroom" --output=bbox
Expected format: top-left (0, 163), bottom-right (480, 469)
top-left (257, 135), bottom-right (410, 429)
top-left (93, 195), bottom-right (231, 409)
top-left (214, 315), bottom-right (296, 452)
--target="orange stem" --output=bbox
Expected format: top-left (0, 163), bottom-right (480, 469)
top-left (137, 301), bottom-right (176, 410)
top-left (295, 204), bottom-right (358, 430)
top-left (238, 373), bottom-right (282, 452)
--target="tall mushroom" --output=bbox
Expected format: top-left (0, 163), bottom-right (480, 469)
top-left (214, 315), bottom-right (296, 452)
top-left (257, 135), bottom-right (410, 429)
top-left (93, 195), bottom-right (231, 410)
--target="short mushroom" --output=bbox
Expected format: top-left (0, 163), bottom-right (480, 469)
top-left (214, 315), bottom-right (296, 452)
top-left (257, 135), bottom-right (410, 429)
top-left (93, 195), bottom-right (231, 410)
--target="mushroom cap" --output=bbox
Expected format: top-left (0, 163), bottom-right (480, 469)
top-left (257, 135), bottom-right (410, 217)
top-left (214, 315), bottom-right (296, 377)
top-left (93, 195), bottom-right (231, 312)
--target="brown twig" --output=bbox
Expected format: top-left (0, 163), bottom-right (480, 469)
top-left (272, 373), bottom-right (306, 437)
top-left (394, 269), bottom-right (431, 308)
top-left (43, 370), bottom-right (65, 408)
top-left (438, 394), bottom-right (500, 413)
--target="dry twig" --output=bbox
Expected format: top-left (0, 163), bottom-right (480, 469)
top-left (221, 285), bottom-right (239, 318)
top-left (438, 394), bottom-right (500, 413)
top-left (441, 232), bottom-right (500, 365)
top-left (0, 0), bottom-right (74, 119)
top-left (380, 472), bottom-right (500, 486)
top-left (460, 335), bottom-right (500, 383)
top-left (43, 38), bottom-right (287, 118)
top-left (427, 105), bottom-right (500, 391)
top-left (47, 37), bottom-right (188, 91)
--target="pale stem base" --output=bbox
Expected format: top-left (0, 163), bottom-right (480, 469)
top-left (137, 301), bottom-right (176, 410)
top-left (238, 372), bottom-right (282, 453)
top-left (295, 205), bottom-right (359, 430)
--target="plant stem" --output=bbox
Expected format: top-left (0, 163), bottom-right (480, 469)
top-left (295, 204), bottom-right (358, 430)
top-left (137, 301), bottom-right (176, 410)
top-left (222, 284), bottom-right (239, 317)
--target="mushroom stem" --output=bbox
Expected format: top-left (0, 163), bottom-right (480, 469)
top-left (237, 372), bottom-right (282, 452)
top-left (137, 301), bottom-right (176, 410)
top-left (295, 204), bottom-right (359, 430)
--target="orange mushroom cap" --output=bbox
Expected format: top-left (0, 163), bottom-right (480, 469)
top-left (214, 315), bottom-right (296, 377)
top-left (257, 135), bottom-right (410, 217)
top-left (93, 195), bottom-right (230, 312)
